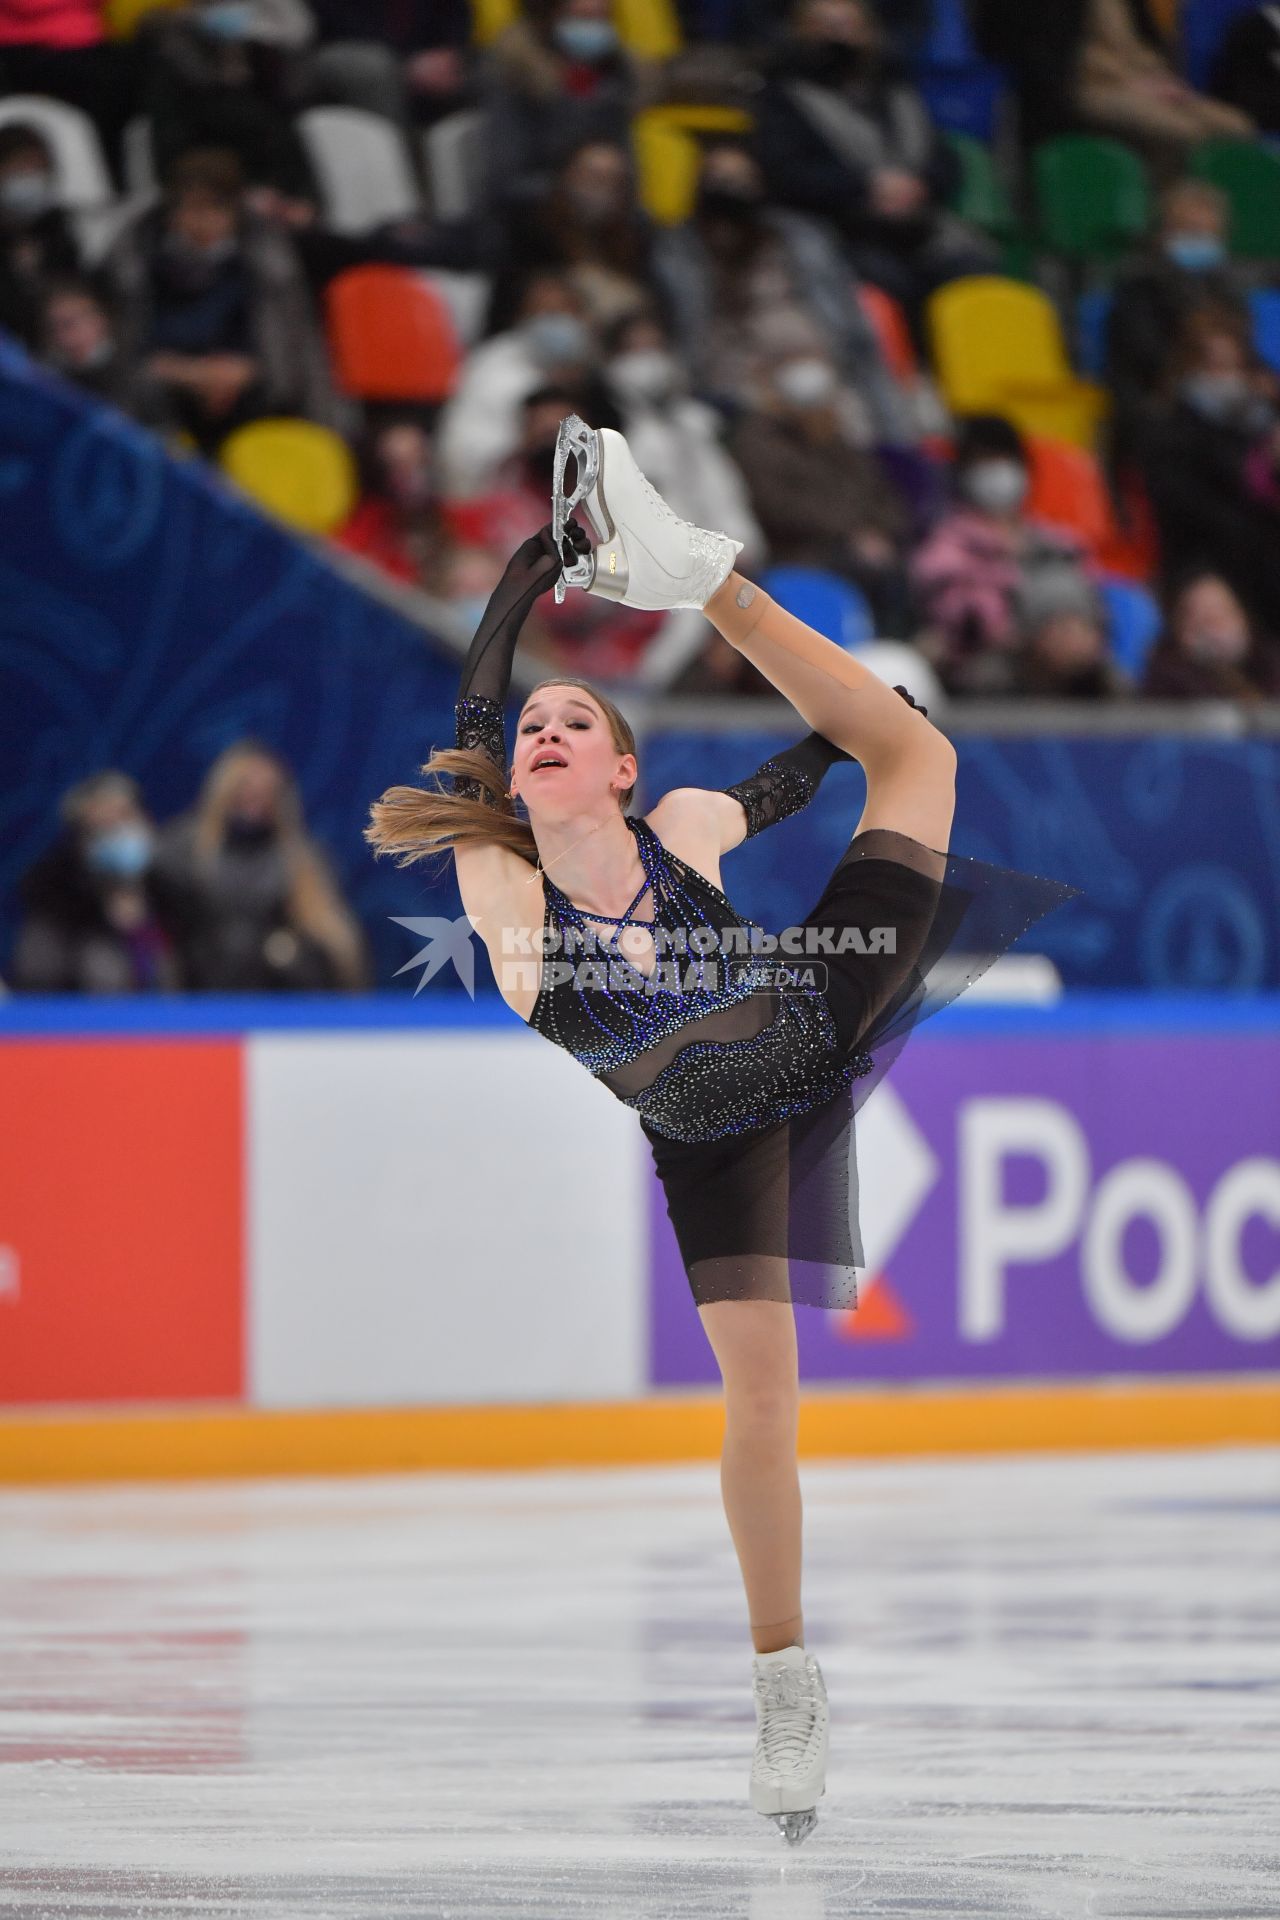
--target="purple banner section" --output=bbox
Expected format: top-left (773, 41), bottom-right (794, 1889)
top-left (649, 1029), bottom-right (1280, 1384)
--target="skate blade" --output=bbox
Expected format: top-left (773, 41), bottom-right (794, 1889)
top-left (552, 414), bottom-right (604, 604)
top-left (772, 1807), bottom-right (818, 1846)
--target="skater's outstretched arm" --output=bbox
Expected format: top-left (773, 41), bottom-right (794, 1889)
top-left (453, 523), bottom-right (587, 799)
top-left (703, 574), bottom-right (956, 851)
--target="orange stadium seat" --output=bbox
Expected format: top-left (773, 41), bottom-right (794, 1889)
top-left (927, 275), bottom-right (1109, 449)
top-left (325, 265), bottom-right (462, 403)
top-left (1026, 437), bottom-right (1115, 556)
top-left (857, 283), bottom-right (918, 381)
top-left (218, 420), bottom-right (358, 536)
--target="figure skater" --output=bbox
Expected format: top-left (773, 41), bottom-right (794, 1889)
top-left (366, 421), bottom-right (1076, 1845)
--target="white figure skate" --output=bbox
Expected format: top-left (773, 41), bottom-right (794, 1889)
top-left (552, 412), bottom-right (742, 611)
top-left (749, 1643), bottom-right (829, 1846)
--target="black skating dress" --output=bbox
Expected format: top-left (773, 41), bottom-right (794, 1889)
top-left (447, 530), bottom-right (1079, 1311)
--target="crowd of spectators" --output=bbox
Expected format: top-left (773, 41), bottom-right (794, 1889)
top-left (6, 0), bottom-right (1280, 991)
top-left (5, 0), bottom-right (1280, 708)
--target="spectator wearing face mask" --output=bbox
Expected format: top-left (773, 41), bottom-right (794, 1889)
top-left (334, 417), bottom-right (452, 590)
top-left (1137, 309), bottom-right (1280, 633)
top-left (105, 147), bottom-right (348, 456)
top-left (12, 771), bottom-right (184, 993)
top-left (38, 279), bottom-right (175, 432)
top-left (489, 139), bottom-right (658, 334)
top-left (1143, 571), bottom-right (1280, 701)
top-left (153, 740), bottom-right (369, 991)
top-left (484, 0), bottom-right (660, 212)
top-left (651, 139), bottom-right (915, 443)
top-left (0, 123), bottom-right (86, 346)
top-left (436, 270), bottom-right (616, 500)
top-left (755, 0), bottom-right (997, 328)
top-left (603, 309), bottom-right (764, 572)
top-left (732, 348), bottom-right (911, 631)
top-left (141, 0), bottom-right (317, 200)
top-left (911, 413), bottom-right (1095, 696)
top-left (1105, 179), bottom-right (1251, 463)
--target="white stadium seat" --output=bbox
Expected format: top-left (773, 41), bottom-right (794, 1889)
top-left (298, 105), bottom-right (422, 236)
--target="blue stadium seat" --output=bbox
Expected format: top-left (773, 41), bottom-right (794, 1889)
top-left (1100, 577), bottom-right (1162, 680)
top-left (1075, 286), bottom-right (1114, 378)
top-left (919, 0), bottom-right (980, 64)
top-left (1180, 0), bottom-right (1257, 88)
top-left (915, 66), bottom-right (1005, 142)
top-left (1248, 288), bottom-right (1280, 375)
top-left (760, 567), bottom-right (875, 649)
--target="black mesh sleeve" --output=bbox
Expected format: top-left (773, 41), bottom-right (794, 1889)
top-left (722, 688), bottom-right (928, 838)
top-left (723, 731), bottom-right (854, 838)
top-left (452, 523), bottom-right (585, 802)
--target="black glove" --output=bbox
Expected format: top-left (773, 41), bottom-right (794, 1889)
top-left (893, 683), bottom-right (928, 717)
top-left (453, 522), bottom-right (589, 793)
top-left (724, 730), bottom-right (854, 839)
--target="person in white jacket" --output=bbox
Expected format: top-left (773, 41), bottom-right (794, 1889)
top-left (436, 271), bottom-right (600, 501)
top-left (602, 309), bottom-right (767, 576)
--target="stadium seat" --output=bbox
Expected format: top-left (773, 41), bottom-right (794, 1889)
top-left (1190, 138), bottom-right (1280, 257)
top-left (469, 0), bottom-right (680, 54)
top-left (944, 131), bottom-right (1017, 236)
top-left (1026, 436), bottom-right (1116, 557)
top-left (469, 0), bottom-right (518, 42)
top-left (1180, 0), bottom-right (1258, 88)
top-left (632, 105), bottom-right (753, 225)
top-left (926, 275), bottom-right (1108, 448)
top-left (1248, 288), bottom-right (1280, 375)
top-left (857, 283), bottom-right (918, 381)
top-left (1099, 577), bottom-right (1162, 679)
top-left (0, 96), bottom-right (113, 207)
top-left (105, 0), bottom-right (181, 32)
top-left (325, 265), bottom-right (462, 401)
top-left (914, 66), bottom-right (1004, 142)
top-left (759, 567), bottom-right (874, 649)
top-left (297, 107), bottom-right (422, 237)
top-left (1034, 136), bottom-right (1150, 261)
top-left (423, 110), bottom-right (484, 220)
top-left (1075, 285), bottom-right (1114, 378)
top-left (616, 0), bottom-right (683, 58)
top-left (218, 420), bottom-right (358, 535)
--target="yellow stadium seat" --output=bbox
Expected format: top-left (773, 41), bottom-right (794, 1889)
top-left (218, 419), bottom-right (358, 537)
top-left (469, 0), bottom-right (518, 43)
top-left (616, 0), bottom-right (682, 58)
top-left (632, 105), bottom-right (753, 225)
top-left (470, 0), bottom-right (680, 54)
top-left (105, 0), bottom-right (182, 36)
top-left (926, 275), bottom-right (1108, 449)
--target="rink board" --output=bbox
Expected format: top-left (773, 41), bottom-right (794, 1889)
top-left (0, 996), bottom-right (1277, 1474)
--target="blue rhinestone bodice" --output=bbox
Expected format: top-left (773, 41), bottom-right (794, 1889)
top-left (527, 817), bottom-right (865, 1144)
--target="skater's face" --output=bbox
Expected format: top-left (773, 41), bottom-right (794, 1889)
top-left (511, 686), bottom-right (635, 816)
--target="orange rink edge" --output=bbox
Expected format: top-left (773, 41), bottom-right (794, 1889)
top-left (1, 1377), bottom-right (1277, 1484)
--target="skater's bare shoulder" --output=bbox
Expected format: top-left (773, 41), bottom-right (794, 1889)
top-left (645, 787), bottom-right (743, 885)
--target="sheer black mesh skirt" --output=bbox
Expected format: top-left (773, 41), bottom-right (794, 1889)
top-left (641, 828), bottom-right (1078, 1312)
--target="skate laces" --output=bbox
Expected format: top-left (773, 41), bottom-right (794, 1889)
top-left (753, 1659), bottom-right (824, 1769)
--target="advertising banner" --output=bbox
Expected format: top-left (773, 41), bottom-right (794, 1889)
top-left (649, 1029), bottom-right (1280, 1385)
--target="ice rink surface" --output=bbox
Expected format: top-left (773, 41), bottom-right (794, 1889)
top-left (1, 1443), bottom-right (1277, 1919)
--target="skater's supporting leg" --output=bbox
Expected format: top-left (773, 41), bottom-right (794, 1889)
top-left (698, 1299), bottom-right (804, 1655)
top-left (703, 573), bottom-right (957, 851)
